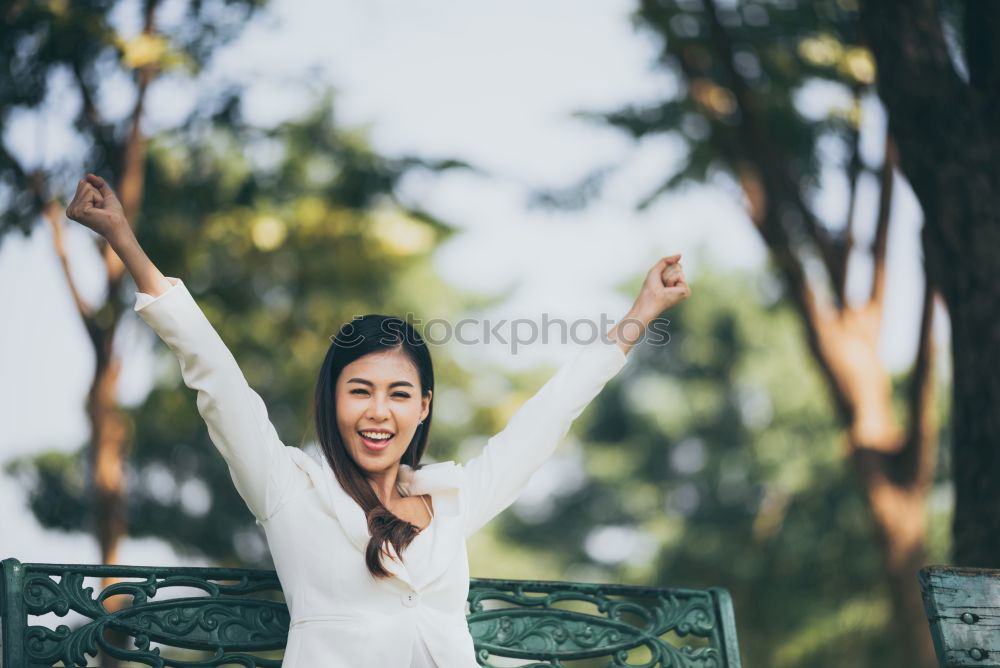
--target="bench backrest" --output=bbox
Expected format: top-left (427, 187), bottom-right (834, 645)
top-left (1, 557), bottom-right (742, 667)
top-left (920, 565), bottom-right (1000, 667)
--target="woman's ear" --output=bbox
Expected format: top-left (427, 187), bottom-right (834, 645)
top-left (420, 390), bottom-right (432, 422)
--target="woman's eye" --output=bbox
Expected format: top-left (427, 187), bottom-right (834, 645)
top-left (350, 389), bottom-right (410, 398)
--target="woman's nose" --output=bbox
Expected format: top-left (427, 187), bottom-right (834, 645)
top-left (365, 394), bottom-right (391, 419)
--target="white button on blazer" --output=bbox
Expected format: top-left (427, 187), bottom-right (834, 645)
top-left (133, 276), bottom-right (630, 667)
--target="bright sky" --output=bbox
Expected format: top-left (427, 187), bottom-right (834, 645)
top-left (0, 0), bottom-right (948, 567)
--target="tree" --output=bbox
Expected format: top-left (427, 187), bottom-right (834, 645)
top-left (857, 0), bottom-right (1000, 568)
top-left (1, 0), bottom-right (273, 567)
top-left (531, 1), bottom-right (943, 664)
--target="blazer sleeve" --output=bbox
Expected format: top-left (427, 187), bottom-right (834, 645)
top-left (134, 277), bottom-right (302, 523)
top-left (459, 336), bottom-right (629, 538)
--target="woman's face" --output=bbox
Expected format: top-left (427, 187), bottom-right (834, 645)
top-left (335, 348), bottom-right (431, 475)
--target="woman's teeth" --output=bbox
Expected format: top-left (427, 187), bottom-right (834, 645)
top-left (359, 431), bottom-right (394, 450)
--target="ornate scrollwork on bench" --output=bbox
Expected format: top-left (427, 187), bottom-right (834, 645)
top-left (1, 559), bottom-right (742, 667)
top-left (465, 578), bottom-right (737, 667)
top-left (4, 560), bottom-right (287, 667)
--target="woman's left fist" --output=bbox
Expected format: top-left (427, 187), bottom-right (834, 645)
top-left (635, 254), bottom-right (691, 315)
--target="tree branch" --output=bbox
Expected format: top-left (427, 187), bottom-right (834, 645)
top-left (898, 273), bottom-right (937, 488)
top-left (702, 0), bottom-right (846, 307)
top-left (737, 161), bottom-right (852, 428)
top-left (869, 134), bottom-right (896, 309)
top-left (837, 87), bottom-right (864, 304)
top-left (71, 60), bottom-right (119, 171)
top-left (44, 200), bottom-right (94, 320)
top-left (695, 0), bottom-right (852, 424)
top-left (107, 0), bottom-right (161, 283)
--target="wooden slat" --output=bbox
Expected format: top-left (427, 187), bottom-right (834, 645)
top-left (920, 565), bottom-right (1000, 667)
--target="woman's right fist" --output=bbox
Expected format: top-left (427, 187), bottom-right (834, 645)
top-left (66, 174), bottom-right (127, 237)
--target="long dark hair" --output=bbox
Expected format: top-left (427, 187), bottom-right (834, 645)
top-left (314, 315), bottom-right (434, 579)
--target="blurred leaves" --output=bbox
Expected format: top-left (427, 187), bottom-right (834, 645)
top-left (5, 450), bottom-right (91, 531)
top-left (1, 0), bottom-right (489, 566)
top-left (536, 0), bottom-right (879, 218)
top-left (0, 0), bottom-right (276, 235)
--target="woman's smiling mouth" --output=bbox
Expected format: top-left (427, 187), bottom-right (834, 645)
top-left (358, 430), bottom-right (395, 451)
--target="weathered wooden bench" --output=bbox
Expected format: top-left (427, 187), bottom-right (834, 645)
top-left (1, 557), bottom-right (741, 667)
top-left (920, 565), bottom-right (1000, 668)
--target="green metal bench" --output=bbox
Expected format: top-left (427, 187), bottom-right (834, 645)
top-left (1, 557), bottom-right (741, 667)
top-left (919, 565), bottom-right (1000, 668)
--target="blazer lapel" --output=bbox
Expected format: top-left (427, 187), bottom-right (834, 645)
top-left (397, 461), bottom-right (467, 589)
top-left (290, 449), bottom-right (465, 590)
top-left (396, 461), bottom-right (463, 516)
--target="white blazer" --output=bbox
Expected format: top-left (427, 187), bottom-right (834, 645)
top-left (134, 276), bottom-right (630, 667)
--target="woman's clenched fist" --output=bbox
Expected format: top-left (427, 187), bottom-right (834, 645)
top-left (636, 254), bottom-right (691, 316)
top-left (66, 174), bottom-right (127, 238)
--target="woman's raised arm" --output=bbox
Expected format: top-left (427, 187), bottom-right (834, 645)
top-left (67, 174), bottom-right (302, 523)
top-left (459, 335), bottom-right (630, 538)
top-left (459, 255), bottom-right (690, 538)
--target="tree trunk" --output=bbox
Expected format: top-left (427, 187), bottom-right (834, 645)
top-left (89, 346), bottom-right (128, 565)
top-left (837, 286), bottom-right (939, 668)
top-left (950, 277), bottom-right (1000, 565)
top-left (859, 0), bottom-right (1000, 567)
top-left (853, 445), bottom-right (937, 668)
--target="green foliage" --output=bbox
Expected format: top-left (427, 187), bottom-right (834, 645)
top-left (1, 0), bottom-right (488, 567)
top-left (5, 450), bottom-right (90, 532)
top-left (0, 0), bottom-right (273, 235)
top-left (535, 0), bottom-right (880, 241)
